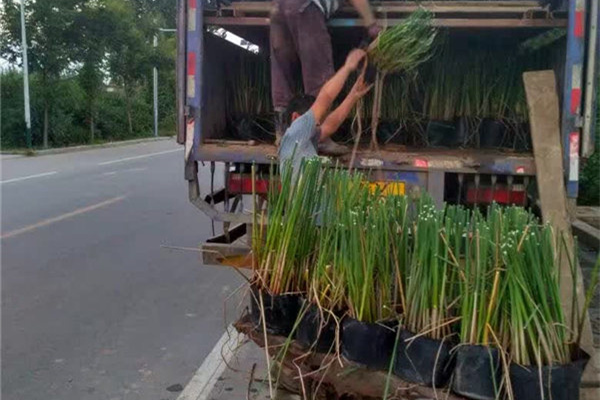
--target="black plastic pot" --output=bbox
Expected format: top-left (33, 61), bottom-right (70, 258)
top-left (341, 317), bottom-right (396, 370)
top-left (509, 349), bottom-right (590, 400)
top-left (479, 118), bottom-right (506, 148)
top-left (426, 120), bottom-right (456, 147)
top-left (249, 286), bottom-right (301, 336)
top-left (453, 117), bottom-right (470, 148)
top-left (393, 329), bottom-right (455, 387)
top-left (296, 302), bottom-right (337, 353)
top-left (451, 345), bottom-right (501, 400)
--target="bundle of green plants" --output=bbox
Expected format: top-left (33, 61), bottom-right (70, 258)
top-left (366, 8), bottom-right (439, 149)
top-left (403, 197), bottom-right (457, 340)
top-left (420, 45), bottom-right (461, 123)
top-left (228, 53), bottom-right (271, 120)
top-left (306, 167), bottom-right (365, 312)
top-left (340, 185), bottom-right (397, 323)
top-left (457, 205), bottom-right (507, 347)
top-left (252, 159), bottom-right (324, 295)
top-left (368, 9), bottom-right (438, 75)
top-left (503, 220), bottom-right (571, 367)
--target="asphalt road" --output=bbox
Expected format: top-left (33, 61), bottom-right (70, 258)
top-left (1, 140), bottom-right (244, 400)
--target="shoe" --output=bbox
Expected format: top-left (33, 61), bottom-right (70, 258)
top-left (318, 138), bottom-right (350, 156)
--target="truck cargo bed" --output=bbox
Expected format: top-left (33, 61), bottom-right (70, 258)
top-left (196, 142), bottom-right (535, 175)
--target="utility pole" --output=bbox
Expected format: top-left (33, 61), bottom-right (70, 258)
top-left (153, 29), bottom-right (176, 138)
top-left (153, 35), bottom-right (159, 138)
top-left (20, 0), bottom-right (32, 149)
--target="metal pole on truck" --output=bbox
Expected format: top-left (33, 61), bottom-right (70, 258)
top-left (20, 0), bottom-right (32, 149)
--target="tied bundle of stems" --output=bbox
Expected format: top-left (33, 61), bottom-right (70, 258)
top-left (340, 183), bottom-right (396, 323)
top-left (229, 53), bottom-right (271, 119)
top-left (404, 198), bottom-right (456, 340)
top-left (457, 205), bottom-right (506, 347)
top-left (252, 159), bottom-right (324, 295)
top-left (503, 220), bottom-right (571, 366)
top-left (308, 167), bottom-right (364, 312)
top-left (367, 8), bottom-right (438, 149)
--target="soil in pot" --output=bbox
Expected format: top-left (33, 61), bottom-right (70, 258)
top-left (341, 317), bottom-right (396, 370)
top-left (509, 349), bottom-right (590, 400)
top-left (393, 329), bottom-right (455, 387)
top-left (250, 286), bottom-right (301, 336)
top-left (451, 345), bottom-right (501, 400)
top-left (296, 302), bottom-right (338, 353)
top-left (479, 118), bottom-right (506, 148)
top-left (426, 120), bottom-right (456, 147)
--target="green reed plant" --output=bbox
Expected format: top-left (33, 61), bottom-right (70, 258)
top-left (307, 167), bottom-right (365, 311)
top-left (504, 221), bottom-right (571, 366)
top-left (367, 8), bottom-right (438, 149)
top-left (229, 53), bottom-right (271, 119)
top-left (252, 159), bottom-right (324, 295)
top-left (340, 186), bottom-right (396, 323)
top-left (456, 205), bottom-right (509, 347)
top-left (404, 197), bottom-right (456, 339)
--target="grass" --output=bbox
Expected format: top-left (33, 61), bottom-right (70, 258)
top-left (367, 8), bottom-right (439, 149)
top-left (252, 160), bottom-right (595, 372)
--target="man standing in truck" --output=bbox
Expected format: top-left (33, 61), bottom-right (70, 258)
top-left (270, 0), bottom-right (380, 154)
top-left (279, 49), bottom-right (372, 176)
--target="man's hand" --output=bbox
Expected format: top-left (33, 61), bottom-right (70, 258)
top-left (367, 23), bottom-right (382, 39)
top-left (350, 62), bottom-right (373, 99)
top-left (344, 49), bottom-right (367, 71)
top-left (320, 62), bottom-right (373, 140)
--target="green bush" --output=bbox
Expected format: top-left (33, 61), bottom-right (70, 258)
top-left (1, 70), bottom-right (167, 149)
top-left (579, 152), bottom-right (600, 206)
top-left (0, 70), bottom-right (27, 148)
top-left (96, 89), bottom-right (153, 141)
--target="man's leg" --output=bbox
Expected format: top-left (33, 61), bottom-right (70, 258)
top-left (270, 3), bottom-right (298, 143)
top-left (287, 5), bottom-right (348, 155)
top-left (289, 4), bottom-right (334, 98)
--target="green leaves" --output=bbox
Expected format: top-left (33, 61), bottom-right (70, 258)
top-left (368, 9), bottom-right (438, 75)
top-left (253, 163), bottom-right (585, 368)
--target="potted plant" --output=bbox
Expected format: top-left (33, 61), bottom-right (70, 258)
top-left (250, 159), bottom-right (323, 336)
top-left (504, 218), bottom-right (594, 400)
top-left (422, 50), bottom-right (460, 147)
top-left (451, 206), bottom-right (506, 400)
top-left (339, 185), bottom-right (399, 370)
top-left (296, 168), bottom-right (359, 352)
top-left (393, 198), bottom-right (458, 387)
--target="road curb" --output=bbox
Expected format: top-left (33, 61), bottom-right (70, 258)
top-left (177, 326), bottom-right (245, 400)
top-left (2, 136), bottom-right (175, 157)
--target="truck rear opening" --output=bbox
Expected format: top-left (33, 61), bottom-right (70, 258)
top-left (176, 0), bottom-right (597, 226)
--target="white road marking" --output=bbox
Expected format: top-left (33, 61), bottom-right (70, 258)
top-left (102, 172), bottom-right (118, 176)
top-left (1, 195), bottom-right (126, 240)
top-left (122, 167), bottom-right (147, 172)
top-left (176, 326), bottom-right (244, 400)
top-left (0, 171), bottom-right (58, 185)
top-left (98, 149), bottom-right (181, 166)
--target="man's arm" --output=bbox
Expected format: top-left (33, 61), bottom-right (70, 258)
top-left (348, 0), bottom-right (376, 28)
top-left (310, 49), bottom-right (366, 124)
top-left (320, 64), bottom-right (373, 140)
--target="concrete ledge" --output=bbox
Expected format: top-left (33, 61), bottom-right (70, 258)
top-left (573, 219), bottom-right (600, 251)
top-left (2, 136), bottom-right (175, 157)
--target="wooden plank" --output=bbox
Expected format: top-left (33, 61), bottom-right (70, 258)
top-left (572, 219), bottom-right (600, 250)
top-left (578, 206), bottom-right (600, 229)
top-left (235, 316), bottom-right (467, 400)
top-left (202, 243), bottom-right (253, 269)
top-left (205, 16), bottom-right (566, 28)
top-left (523, 71), bottom-right (600, 393)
